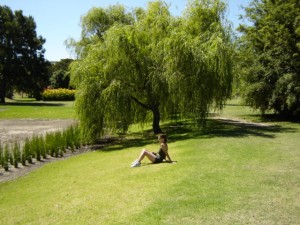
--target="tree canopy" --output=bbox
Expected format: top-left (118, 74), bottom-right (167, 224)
top-left (0, 5), bottom-right (49, 103)
top-left (237, 0), bottom-right (300, 116)
top-left (69, 0), bottom-right (234, 142)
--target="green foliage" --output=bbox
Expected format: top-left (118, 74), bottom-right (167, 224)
top-left (8, 145), bottom-right (13, 166)
top-left (0, 6), bottom-right (50, 103)
top-left (30, 136), bottom-right (41, 161)
top-left (0, 143), bottom-right (3, 170)
top-left (167, 0), bottom-right (233, 123)
top-left (39, 135), bottom-right (47, 159)
top-left (3, 144), bottom-right (10, 171)
top-left (45, 132), bottom-right (55, 157)
top-left (23, 138), bottom-right (33, 164)
top-left (54, 131), bottom-right (65, 157)
top-left (65, 4), bottom-right (135, 59)
top-left (65, 126), bottom-right (75, 152)
top-left (12, 142), bottom-right (21, 168)
top-left (0, 125), bottom-right (83, 172)
top-left (49, 59), bottom-right (73, 89)
top-left (69, 0), bottom-right (234, 142)
top-left (0, 144), bottom-right (2, 167)
top-left (237, 0), bottom-right (300, 116)
top-left (73, 125), bottom-right (82, 149)
top-left (42, 88), bottom-right (76, 101)
top-left (50, 70), bottom-right (70, 89)
top-left (21, 151), bottom-right (26, 166)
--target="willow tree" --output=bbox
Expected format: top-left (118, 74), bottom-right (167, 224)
top-left (69, 0), bottom-right (233, 142)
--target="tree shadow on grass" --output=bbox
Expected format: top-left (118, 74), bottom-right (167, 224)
top-left (166, 118), bottom-right (297, 143)
top-left (96, 132), bottom-right (157, 152)
top-left (96, 118), bottom-right (297, 152)
top-left (248, 114), bottom-right (300, 124)
top-left (3, 101), bottom-right (65, 107)
top-left (202, 119), bottom-right (287, 138)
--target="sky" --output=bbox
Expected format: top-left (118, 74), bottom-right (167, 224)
top-left (0, 0), bottom-right (251, 62)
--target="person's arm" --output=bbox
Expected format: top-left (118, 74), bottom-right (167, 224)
top-left (165, 151), bottom-right (172, 162)
top-left (161, 143), bottom-right (172, 162)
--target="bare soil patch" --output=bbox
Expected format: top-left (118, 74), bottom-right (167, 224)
top-left (0, 119), bottom-right (76, 144)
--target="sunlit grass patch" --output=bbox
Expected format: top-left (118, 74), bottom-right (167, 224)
top-left (0, 100), bottom-right (299, 224)
top-left (0, 98), bottom-right (75, 119)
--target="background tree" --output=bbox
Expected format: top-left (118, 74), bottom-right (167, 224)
top-left (49, 59), bottom-right (73, 89)
top-left (0, 6), bottom-right (49, 103)
top-left (237, 0), bottom-right (300, 116)
top-left (69, 0), bottom-right (233, 142)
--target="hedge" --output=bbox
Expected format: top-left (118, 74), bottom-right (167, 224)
top-left (42, 88), bottom-right (76, 101)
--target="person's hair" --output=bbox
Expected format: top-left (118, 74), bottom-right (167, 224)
top-left (159, 134), bottom-right (167, 143)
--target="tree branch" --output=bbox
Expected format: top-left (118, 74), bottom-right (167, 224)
top-left (131, 96), bottom-right (150, 110)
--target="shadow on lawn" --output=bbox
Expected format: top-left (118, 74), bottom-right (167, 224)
top-left (248, 114), bottom-right (300, 124)
top-left (3, 101), bottom-right (64, 107)
top-left (93, 129), bottom-right (157, 152)
top-left (166, 118), bottom-right (297, 143)
top-left (99, 118), bottom-right (297, 152)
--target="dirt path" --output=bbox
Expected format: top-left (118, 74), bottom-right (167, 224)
top-left (214, 116), bottom-right (270, 127)
top-left (0, 119), bottom-right (76, 145)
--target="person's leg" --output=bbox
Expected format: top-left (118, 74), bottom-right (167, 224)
top-left (138, 149), bottom-right (157, 163)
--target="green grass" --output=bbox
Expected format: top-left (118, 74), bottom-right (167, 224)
top-left (0, 100), bottom-right (299, 224)
top-left (0, 98), bottom-right (75, 119)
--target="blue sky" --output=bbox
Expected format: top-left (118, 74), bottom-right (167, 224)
top-left (1, 0), bottom-right (251, 61)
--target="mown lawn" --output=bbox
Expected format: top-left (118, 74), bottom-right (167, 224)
top-left (0, 101), bottom-right (299, 224)
top-left (0, 98), bottom-right (75, 119)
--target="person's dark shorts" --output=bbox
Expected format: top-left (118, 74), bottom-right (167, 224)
top-left (154, 156), bottom-right (163, 164)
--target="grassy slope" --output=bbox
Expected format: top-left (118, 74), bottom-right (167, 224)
top-left (0, 101), bottom-right (299, 224)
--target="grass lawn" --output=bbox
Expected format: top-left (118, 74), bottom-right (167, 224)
top-left (0, 100), bottom-right (299, 224)
top-left (0, 97), bottom-right (75, 119)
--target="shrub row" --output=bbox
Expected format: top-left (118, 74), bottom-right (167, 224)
top-left (0, 125), bottom-right (82, 171)
top-left (42, 88), bottom-right (76, 101)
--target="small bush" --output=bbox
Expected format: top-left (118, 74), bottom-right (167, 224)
top-left (23, 138), bottom-right (33, 164)
top-left (8, 145), bottom-right (13, 166)
top-left (39, 136), bottom-right (47, 159)
top-left (13, 142), bottom-right (21, 168)
top-left (0, 143), bottom-right (3, 170)
top-left (31, 136), bottom-right (40, 161)
top-left (21, 151), bottom-right (26, 166)
top-left (42, 88), bottom-right (76, 101)
top-left (4, 144), bottom-right (10, 171)
top-left (66, 126), bottom-right (75, 152)
top-left (54, 131), bottom-right (63, 157)
top-left (45, 132), bottom-right (54, 157)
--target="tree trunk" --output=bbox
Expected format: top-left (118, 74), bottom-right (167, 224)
top-left (152, 105), bottom-right (162, 134)
top-left (0, 75), bottom-right (6, 104)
